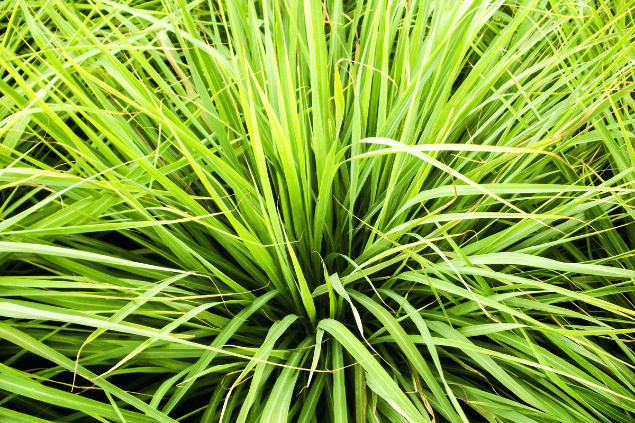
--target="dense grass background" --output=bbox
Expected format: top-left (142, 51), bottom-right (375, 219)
top-left (1, 0), bottom-right (635, 421)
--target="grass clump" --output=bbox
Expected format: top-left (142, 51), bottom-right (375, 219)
top-left (1, 0), bottom-right (635, 421)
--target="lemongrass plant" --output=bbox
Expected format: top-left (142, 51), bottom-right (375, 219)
top-left (1, 0), bottom-right (635, 421)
